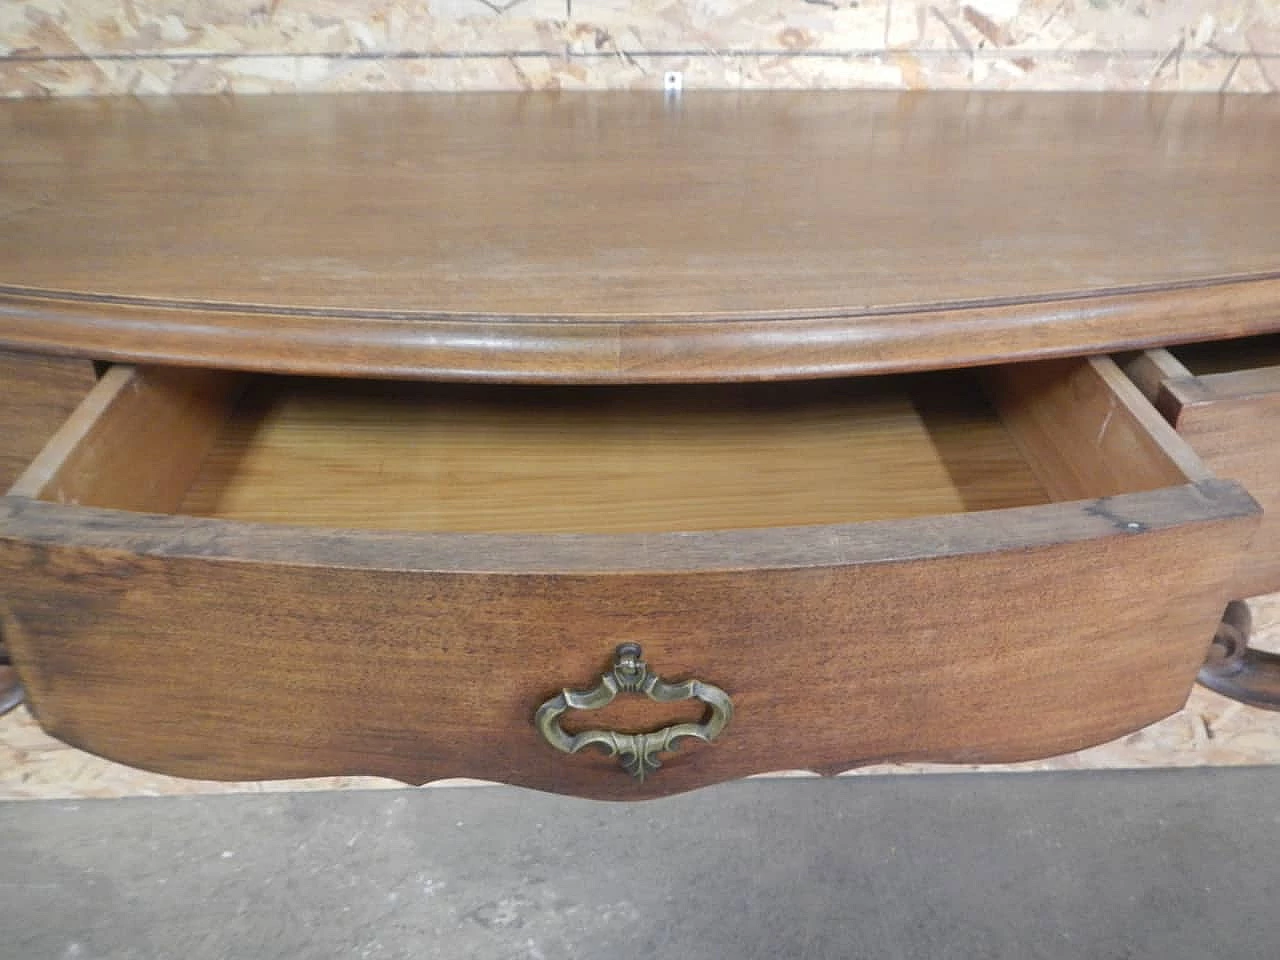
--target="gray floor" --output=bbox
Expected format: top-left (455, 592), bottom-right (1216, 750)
top-left (4, 768), bottom-right (1279, 960)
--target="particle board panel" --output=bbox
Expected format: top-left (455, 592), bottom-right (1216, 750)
top-left (2, 1), bottom-right (1278, 94)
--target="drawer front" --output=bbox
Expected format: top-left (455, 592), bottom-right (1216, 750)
top-left (0, 357), bottom-right (1260, 799)
top-left (0, 491), bottom-right (1254, 800)
top-left (0, 349), bottom-right (96, 705)
top-left (1129, 343), bottom-right (1280, 599)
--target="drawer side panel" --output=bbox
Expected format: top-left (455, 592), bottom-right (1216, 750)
top-left (1161, 367), bottom-right (1280, 598)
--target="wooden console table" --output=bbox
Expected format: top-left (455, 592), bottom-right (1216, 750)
top-left (1, 92), bottom-right (1277, 799)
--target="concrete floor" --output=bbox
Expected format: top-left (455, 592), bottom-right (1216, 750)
top-left (4, 768), bottom-right (1280, 960)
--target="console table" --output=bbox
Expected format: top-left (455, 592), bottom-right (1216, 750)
top-left (1, 92), bottom-right (1277, 799)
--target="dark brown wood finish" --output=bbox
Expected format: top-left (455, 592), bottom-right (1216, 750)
top-left (0, 488), bottom-right (1256, 800)
top-left (0, 357), bottom-right (1259, 798)
top-left (0, 349), bottom-right (95, 708)
top-left (2, 93), bottom-right (1280, 382)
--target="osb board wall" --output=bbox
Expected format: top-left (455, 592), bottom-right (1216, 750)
top-left (2, 0), bottom-right (1280, 95)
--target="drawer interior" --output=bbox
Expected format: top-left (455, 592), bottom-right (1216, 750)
top-left (9, 358), bottom-right (1206, 535)
top-left (178, 375), bottom-right (1049, 533)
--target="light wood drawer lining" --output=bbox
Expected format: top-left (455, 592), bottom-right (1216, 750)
top-left (10, 357), bottom-right (1211, 536)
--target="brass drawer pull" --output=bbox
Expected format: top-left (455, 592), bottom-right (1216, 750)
top-left (535, 643), bottom-right (733, 782)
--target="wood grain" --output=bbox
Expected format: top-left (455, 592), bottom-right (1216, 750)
top-left (178, 374), bottom-right (1047, 533)
top-left (1, 93), bottom-right (1279, 381)
top-left (1157, 361), bottom-right (1280, 599)
top-left (1125, 339), bottom-right (1280, 598)
top-left (0, 356), bottom-right (1261, 797)
top-left (0, 482), bottom-right (1257, 800)
top-left (0, 350), bottom-right (95, 492)
top-left (987, 356), bottom-right (1210, 503)
top-left (11, 366), bottom-right (244, 515)
top-left (1122, 349), bottom-right (1189, 404)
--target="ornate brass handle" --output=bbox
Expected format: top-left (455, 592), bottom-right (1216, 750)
top-left (534, 643), bottom-right (733, 782)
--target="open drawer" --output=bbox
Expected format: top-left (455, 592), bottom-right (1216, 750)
top-left (1127, 336), bottom-right (1280, 600)
top-left (1125, 337), bottom-right (1280, 711)
top-left (0, 357), bottom-right (1258, 799)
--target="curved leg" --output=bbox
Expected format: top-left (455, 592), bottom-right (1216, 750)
top-left (1199, 600), bottom-right (1280, 710)
top-left (0, 622), bottom-right (22, 715)
top-left (0, 655), bottom-right (22, 716)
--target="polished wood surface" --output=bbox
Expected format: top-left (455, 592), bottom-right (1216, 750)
top-left (179, 375), bottom-right (1047, 533)
top-left (0, 358), bottom-right (1259, 797)
top-left (2, 93), bottom-right (1279, 381)
top-left (1132, 340), bottom-right (1280, 599)
top-left (0, 351), bottom-right (95, 491)
top-left (0, 484), bottom-right (1255, 799)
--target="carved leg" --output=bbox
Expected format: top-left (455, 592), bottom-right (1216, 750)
top-left (0, 638), bottom-right (22, 716)
top-left (1199, 600), bottom-right (1280, 710)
